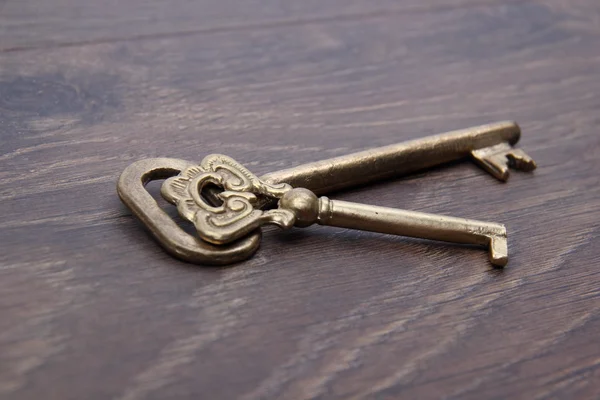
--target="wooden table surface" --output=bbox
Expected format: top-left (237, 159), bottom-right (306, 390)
top-left (1, 0), bottom-right (599, 399)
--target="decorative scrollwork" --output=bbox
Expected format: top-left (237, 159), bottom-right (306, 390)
top-left (161, 154), bottom-right (296, 244)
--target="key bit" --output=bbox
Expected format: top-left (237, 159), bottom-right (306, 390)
top-left (471, 142), bottom-right (537, 182)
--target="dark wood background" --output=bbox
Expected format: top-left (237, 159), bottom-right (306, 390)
top-left (1, 0), bottom-right (599, 399)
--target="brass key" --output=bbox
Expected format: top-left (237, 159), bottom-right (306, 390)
top-left (202, 121), bottom-right (536, 207)
top-left (119, 121), bottom-right (535, 265)
top-left (161, 155), bottom-right (508, 266)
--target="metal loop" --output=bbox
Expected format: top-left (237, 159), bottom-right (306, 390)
top-left (117, 158), bottom-right (261, 265)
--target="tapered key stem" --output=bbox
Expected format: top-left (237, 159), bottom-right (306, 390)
top-left (279, 189), bottom-right (508, 267)
top-left (261, 120), bottom-right (524, 193)
top-left (317, 197), bottom-right (507, 266)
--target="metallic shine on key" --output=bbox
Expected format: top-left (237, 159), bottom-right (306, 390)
top-left (117, 121), bottom-right (536, 266)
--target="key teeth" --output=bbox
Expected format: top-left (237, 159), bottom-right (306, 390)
top-left (488, 235), bottom-right (508, 268)
top-left (471, 143), bottom-right (537, 181)
top-left (506, 149), bottom-right (537, 172)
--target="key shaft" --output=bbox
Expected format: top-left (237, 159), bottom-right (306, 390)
top-left (316, 196), bottom-right (507, 266)
top-left (261, 120), bottom-right (531, 194)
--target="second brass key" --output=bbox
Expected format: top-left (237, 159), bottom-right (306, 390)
top-left (161, 155), bottom-right (509, 267)
top-left (280, 189), bottom-right (507, 267)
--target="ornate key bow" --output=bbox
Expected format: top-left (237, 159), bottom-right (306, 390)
top-left (161, 155), bottom-right (297, 245)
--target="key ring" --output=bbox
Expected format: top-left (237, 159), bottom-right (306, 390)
top-left (117, 157), bottom-right (262, 265)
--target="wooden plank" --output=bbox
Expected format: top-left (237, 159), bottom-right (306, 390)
top-left (0, 0), bottom-right (599, 399)
top-left (0, 0), bottom-right (527, 51)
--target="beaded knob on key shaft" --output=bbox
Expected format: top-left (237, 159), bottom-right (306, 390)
top-left (161, 154), bottom-right (508, 267)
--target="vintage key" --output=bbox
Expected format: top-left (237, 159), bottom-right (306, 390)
top-left (202, 120), bottom-right (536, 208)
top-left (161, 155), bottom-right (509, 266)
top-left (119, 120), bottom-right (535, 265)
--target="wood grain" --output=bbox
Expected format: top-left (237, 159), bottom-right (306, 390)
top-left (1, 0), bottom-right (599, 399)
